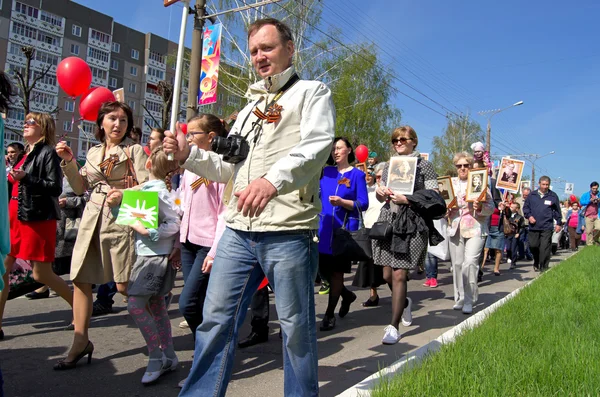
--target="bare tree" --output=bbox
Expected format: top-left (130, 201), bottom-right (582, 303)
top-left (12, 46), bottom-right (56, 115)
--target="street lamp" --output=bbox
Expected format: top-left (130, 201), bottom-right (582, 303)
top-left (478, 100), bottom-right (524, 156)
top-left (531, 151), bottom-right (555, 188)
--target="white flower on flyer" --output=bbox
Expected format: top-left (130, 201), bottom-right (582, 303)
top-left (170, 189), bottom-right (184, 215)
top-left (119, 199), bottom-right (158, 226)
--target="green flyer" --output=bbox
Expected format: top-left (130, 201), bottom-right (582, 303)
top-left (115, 190), bottom-right (159, 229)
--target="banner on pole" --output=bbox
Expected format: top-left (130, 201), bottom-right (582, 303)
top-left (564, 183), bottom-right (574, 195)
top-left (198, 23), bottom-right (222, 106)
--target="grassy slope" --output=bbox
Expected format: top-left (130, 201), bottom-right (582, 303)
top-left (372, 246), bottom-right (600, 397)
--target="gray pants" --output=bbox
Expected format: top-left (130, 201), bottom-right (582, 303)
top-left (529, 229), bottom-right (553, 270)
top-left (450, 233), bottom-right (486, 306)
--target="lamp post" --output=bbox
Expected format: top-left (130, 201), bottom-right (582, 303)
top-left (531, 151), bottom-right (555, 188)
top-left (478, 100), bottom-right (524, 156)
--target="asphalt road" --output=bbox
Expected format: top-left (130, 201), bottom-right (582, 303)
top-left (1, 250), bottom-right (572, 397)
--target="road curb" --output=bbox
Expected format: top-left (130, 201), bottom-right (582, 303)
top-left (336, 259), bottom-right (565, 397)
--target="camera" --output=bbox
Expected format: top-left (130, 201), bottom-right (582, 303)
top-left (211, 134), bottom-right (250, 164)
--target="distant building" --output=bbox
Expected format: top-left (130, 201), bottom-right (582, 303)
top-left (0, 0), bottom-right (244, 160)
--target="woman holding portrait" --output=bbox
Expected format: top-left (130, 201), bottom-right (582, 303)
top-left (372, 126), bottom-right (438, 345)
top-left (0, 113), bottom-right (74, 339)
top-left (54, 102), bottom-right (148, 369)
top-left (448, 152), bottom-right (494, 315)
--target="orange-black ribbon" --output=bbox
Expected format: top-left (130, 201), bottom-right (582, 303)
top-left (253, 103), bottom-right (284, 124)
top-left (191, 177), bottom-right (211, 190)
top-left (98, 154), bottom-right (120, 178)
top-left (338, 177), bottom-right (351, 188)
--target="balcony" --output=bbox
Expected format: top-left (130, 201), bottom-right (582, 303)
top-left (148, 57), bottom-right (166, 71)
top-left (91, 75), bottom-right (108, 87)
top-left (86, 56), bottom-right (110, 71)
top-left (5, 115), bottom-right (25, 131)
top-left (37, 40), bottom-right (62, 56)
top-left (30, 101), bottom-right (56, 114)
top-left (145, 73), bottom-right (161, 86)
top-left (35, 18), bottom-right (65, 37)
top-left (11, 12), bottom-right (36, 27)
top-left (5, 52), bottom-right (27, 68)
top-left (142, 124), bottom-right (152, 135)
top-left (144, 90), bottom-right (162, 103)
top-left (88, 38), bottom-right (111, 53)
top-left (32, 59), bottom-right (58, 75)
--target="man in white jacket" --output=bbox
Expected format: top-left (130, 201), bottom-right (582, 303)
top-left (165, 18), bottom-right (335, 397)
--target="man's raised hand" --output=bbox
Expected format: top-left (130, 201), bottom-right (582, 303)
top-left (163, 121), bottom-right (190, 162)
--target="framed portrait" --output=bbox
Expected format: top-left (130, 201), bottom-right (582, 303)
top-left (520, 180), bottom-right (531, 193)
top-left (437, 176), bottom-right (455, 207)
top-left (496, 157), bottom-right (525, 193)
top-left (466, 168), bottom-right (488, 202)
top-left (356, 162), bottom-right (367, 174)
top-left (112, 88), bottom-right (125, 103)
top-left (387, 156), bottom-right (418, 195)
top-left (421, 153), bottom-right (429, 161)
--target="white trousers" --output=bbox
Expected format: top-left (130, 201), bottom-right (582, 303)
top-left (449, 233), bottom-right (486, 305)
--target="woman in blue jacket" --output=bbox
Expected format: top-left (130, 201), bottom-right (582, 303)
top-left (318, 137), bottom-right (368, 331)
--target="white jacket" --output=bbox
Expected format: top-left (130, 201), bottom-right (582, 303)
top-left (182, 66), bottom-right (335, 231)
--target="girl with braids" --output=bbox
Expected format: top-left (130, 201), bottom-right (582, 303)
top-left (126, 146), bottom-right (181, 384)
top-left (176, 113), bottom-right (228, 387)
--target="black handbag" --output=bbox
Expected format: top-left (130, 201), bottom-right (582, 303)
top-left (332, 202), bottom-right (372, 261)
top-left (369, 221), bottom-right (393, 241)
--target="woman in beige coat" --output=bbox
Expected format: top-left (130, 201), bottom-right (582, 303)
top-left (54, 102), bottom-right (148, 369)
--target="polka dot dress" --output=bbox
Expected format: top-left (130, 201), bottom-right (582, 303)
top-left (372, 156), bottom-right (439, 269)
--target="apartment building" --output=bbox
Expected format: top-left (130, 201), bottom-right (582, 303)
top-left (0, 0), bottom-right (242, 160)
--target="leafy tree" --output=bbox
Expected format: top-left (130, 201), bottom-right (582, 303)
top-left (431, 114), bottom-right (484, 177)
top-left (322, 44), bottom-right (402, 159)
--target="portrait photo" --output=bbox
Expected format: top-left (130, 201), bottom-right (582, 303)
top-left (496, 157), bottom-right (525, 193)
top-left (520, 180), bottom-right (531, 193)
top-left (466, 168), bottom-right (488, 202)
top-left (112, 88), bottom-right (125, 103)
top-left (387, 156), bottom-right (418, 195)
top-left (437, 176), bottom-right (455, 207)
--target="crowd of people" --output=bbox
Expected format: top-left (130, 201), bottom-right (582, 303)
top-left (1, 17), bottom-right (598, 397)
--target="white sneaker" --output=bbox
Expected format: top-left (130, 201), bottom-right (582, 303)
top-left (179, 320), bottom-right (189, 329)
top-left (453, 300), bottom-right (464, 310)
top-left (382, 325), bottom-right (401, 345)
top-left (177, 377), bottom-right (188, 388)
top-left (462, 303), bottom-right (473, 314)
top-left (401, 297), bottom-right (413, 326)
top-left (507, 258), bottom-right (512, 264)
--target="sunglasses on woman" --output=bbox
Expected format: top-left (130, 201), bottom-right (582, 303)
top-left (24, 119), bottom-right (38, 126)
top-left (455, 163), bottom-right (470, 169)
top-left (391, 137), bottom-right (411, 145)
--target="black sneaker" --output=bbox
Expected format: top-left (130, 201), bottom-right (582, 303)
top-left (92, 301), bottom-right (113, 316)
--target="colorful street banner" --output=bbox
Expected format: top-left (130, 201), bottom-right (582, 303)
top-left (198, 23), bottom-right (222, 106)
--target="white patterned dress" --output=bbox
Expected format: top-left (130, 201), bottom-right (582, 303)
top-left (372, 154), bottom-right (438, 269)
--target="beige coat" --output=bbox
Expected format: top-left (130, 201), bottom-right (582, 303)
top-left (61, 138), bottom-right (148, 284)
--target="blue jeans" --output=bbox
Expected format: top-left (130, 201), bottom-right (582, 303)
top-left (179, 241), bottom-right (211, 338)
top-left (95, 282), bottom-right (117, 306)
top-left (425, 252), bottom-right (438, 279)
top-left (518, 226), bottom-right (533, 259)
top-left (179, 227), bottom-right (319, 397)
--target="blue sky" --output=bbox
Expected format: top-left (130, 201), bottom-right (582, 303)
top-left (75, 0), bottom-right (599, 197)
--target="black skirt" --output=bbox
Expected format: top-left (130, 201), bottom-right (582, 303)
top-left (319, 253), bottom-right (352, 277)
top-left (352, 259), bottom-right (385, 288)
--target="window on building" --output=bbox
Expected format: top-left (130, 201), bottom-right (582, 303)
top-left (147, 67), bottom-right (165, 81)
top-left (15, 2), bottom-right (39, 18)
top-left (90, 67), bottom-right (108, 81)
top-left (112, 42), bottom-right (120, 53)
top-left (7, 108), bottom-right (25, 122)
top-left (130, 66), bottom-right (137, 76)
top-left (128, 82), bottom-right (136, 93)
top-left (87, 47), bottom-right (110, 63)
top-left (12, 22), bottom-right (37, 40)
top-left (90, 29), bottom-right (110, 44)
top-left (131, 49), bottom-right (139, 60)
top-left (64, 101), bottom-right (75, 112)
top-left (32, 71), bottom-right (57, 86)
top-left (70, 44), bottom-right (80, 55)
top-left (128, 100), bottom-right (136, 110)
top-left (72, 24), bottom-right (82, 37)
top-left (63, 121), bottom-right (72, 132)
top-left (8, 43), bottom-right (23, 56)
top-left (145, 100), bottom-right (163, 114)
top-left (32, 91), bottom-right (56, 106)
top-left (40, 10), bottom-right (63, 27)
top-left (110, 59), bottom-right (119, 70)
top-left (37, 31), bottom-right (61, 47)
top-left (148, 51), bottom-right (165, 64)
top-left (144, 116), bottom-right (159, 129)
top-left (6, 64), bottom-right (25, 78)
top-left (146, 85), bottom-right (159, 96)
top-left (35, 49), bottom-right (59, 66)
top-left (109, 77), bottom-right (117, 88)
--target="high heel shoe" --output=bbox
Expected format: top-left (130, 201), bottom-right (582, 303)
top-left (53, 341), bottom-right (94, 370)
top-left (362, 295), bottom-right (379, 307)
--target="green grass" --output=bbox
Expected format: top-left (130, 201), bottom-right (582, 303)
top-left (371, 246), bottom-right (600, 397)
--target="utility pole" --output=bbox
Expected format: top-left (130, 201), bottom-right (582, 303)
top-left (186, 0), bottom-right (207, 121)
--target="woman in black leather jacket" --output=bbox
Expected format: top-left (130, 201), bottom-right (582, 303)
top-left (0, 112), bottom-right (74, 340)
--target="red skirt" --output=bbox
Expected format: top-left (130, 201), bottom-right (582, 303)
top-left (8, 198), bottom-right (57, 262)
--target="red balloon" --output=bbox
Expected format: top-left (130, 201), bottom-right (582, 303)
top-left (79, 87), bottom-right (116, 121)
top-left (355, 144), bottom-right (369, 163)
top-left (180, 123), bottom-right (188, 134)
top-left (57, 57), bottom-right (92, 97)
top-left (570, 194), bottom-right (578, 204)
